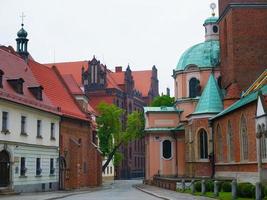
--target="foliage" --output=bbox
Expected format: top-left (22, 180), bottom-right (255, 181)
top-left (222, 181), bottom-right (232, 192)
top-left (237, 182), bottom-right (255, 198)
top-left (96, 102), bottom-right (145, 170)
top-left (97, 102), bottom-right (123, 157)
top-left (205, 180), bottom-right (214, 192)
top-left (150, 95), bottom-right (175, 107)
top-left (195, 181), bottom-right (202, 192)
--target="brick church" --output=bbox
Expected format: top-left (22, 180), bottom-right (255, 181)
top-left (144, 0), bottom-right (267, 185)
top-left (46, 58), bottom-right (159, 179)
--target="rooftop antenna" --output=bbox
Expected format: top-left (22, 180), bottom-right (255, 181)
top-left (210, 3), bottom-right (216, 16)
top-left (20, 12), bottom-right (26, 26)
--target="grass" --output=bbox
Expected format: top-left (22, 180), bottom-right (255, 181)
top-left (176, 189), bottom-right (267, 200)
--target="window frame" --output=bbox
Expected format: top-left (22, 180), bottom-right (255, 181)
top-left (20, 157), bottom-right (27, 176)
top-left (37, 120), bottom-right (42, 138)
top-left (162, 139), bottom-right (172, 160)
top-left (199, 129), bottom-right (208, 160)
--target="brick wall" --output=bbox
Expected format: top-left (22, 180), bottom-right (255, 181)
top-left (60, 117), bottom-right (102, 189)
top-left (213, 102), bottom-right (257, 174)
top-left (219, 4), bottom-right (267, 92)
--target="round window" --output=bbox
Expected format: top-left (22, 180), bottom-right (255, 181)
top-left (162, 140), bottom-right (172, 159)
top-left (213, 25), bottom-right (218, 33)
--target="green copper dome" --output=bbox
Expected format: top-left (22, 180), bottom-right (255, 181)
top-left (193, 74), bottom-right (223, 115)
top-left (176, 40), bottom-right (220, 71)
top-left (204, 16), bottom-right (218, 25)
top-left (17, 25), bottom-right (28, 38)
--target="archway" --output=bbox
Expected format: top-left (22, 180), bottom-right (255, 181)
top-left (0, 150), bottom-right (10, 187)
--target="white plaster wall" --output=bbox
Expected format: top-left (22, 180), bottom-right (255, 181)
top-left (102, 158), bottom-right (114, 178)
top-left (0, 100), bottom-right (60, 147)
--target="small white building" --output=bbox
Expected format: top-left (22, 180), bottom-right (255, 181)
top-left (102, 158), bottom-right (115, 180)
top-left (0, 44), bottom-right (60, 192)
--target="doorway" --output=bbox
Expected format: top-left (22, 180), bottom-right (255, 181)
top-left (0, 150), bottom-right (10, 187)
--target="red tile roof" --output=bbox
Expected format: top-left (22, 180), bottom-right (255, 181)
top-left (0, 47), bottom-right (58, 114)
top-left (62, 74), bottom-right (83, 95)
top-left (45, 61), bottom-right (87, 86)
top-left (29, 60), bottom-right (89, 121)
top-left (132, 70), bottom-right (152, 96)
top-left (45, 61), bottom-right (153, 97)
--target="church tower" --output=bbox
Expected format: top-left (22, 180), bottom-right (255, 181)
top-left (16, 21), bottom-right (29, 59)
top-left (218, 0), bottom-right (267, 93)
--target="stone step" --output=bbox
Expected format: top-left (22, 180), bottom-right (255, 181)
top-left (0, 189), bottom-right (20, 195)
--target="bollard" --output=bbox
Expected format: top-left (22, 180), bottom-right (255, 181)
top-left (255, 182), bottom-right (262, 200)
top-left (214, 180), bottom-right (219, 197)
top-left (191, 180), bottom-right (195, 194)
top-left (201, 179), bottom-right (206, 195)
top-left (182, 179), bottom-right (185, 192)
top-left (231, 179), bottom-right (237, 199)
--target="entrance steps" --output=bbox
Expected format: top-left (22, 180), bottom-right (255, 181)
top-left (0, 188), bottom-right (19, 195)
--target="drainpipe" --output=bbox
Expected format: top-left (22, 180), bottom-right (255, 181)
top-left (208, 120), bottom-right (215, 178)
top-left (58, 118), bottom-right (62, 190)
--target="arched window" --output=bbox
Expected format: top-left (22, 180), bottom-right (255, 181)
top-left (227, 121), bottom-right (234, 162)
top-left (162, 140), bottom-right (172, 159)
top-left (240, 115), bottom-right (248, 160)
top-left (216, 124), bottom-right (223, 162)
top-left (199, 129), bottom-right (208, 159)
top-left (189, 78), bottom-right (200, 98)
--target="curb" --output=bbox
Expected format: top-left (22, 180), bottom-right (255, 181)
top-left (134, 185), bottom-right (171, 200)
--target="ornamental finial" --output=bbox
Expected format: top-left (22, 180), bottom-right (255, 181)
top-left (210, 3), bottom-right (216, 17)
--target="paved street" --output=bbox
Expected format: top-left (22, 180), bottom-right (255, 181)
top-left (0, 180), bottom-right (211, 200)
top-left (61, 180), bottom-right (159, 200)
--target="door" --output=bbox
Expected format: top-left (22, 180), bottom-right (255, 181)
top-left (0, 150), bottom-right (10, 187)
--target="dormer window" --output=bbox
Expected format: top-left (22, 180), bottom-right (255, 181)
top-left (7, 78), bottom-right (24, 94)
top-left (0, 70), bottom-right (4, 88)
top-left (28, 86), bottom-right (43, 101)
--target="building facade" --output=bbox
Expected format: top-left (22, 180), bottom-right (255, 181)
top-left (45, 58), bottom-right (159, 179)
top-left (0, 37), bottom-right (60, 192)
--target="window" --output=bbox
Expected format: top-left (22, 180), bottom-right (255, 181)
top-left (227, 121), bottom-right (234, 162)
top-left (162, 140), bottom-right (172, 159)
top-left (20, 157), bottom-right (26, 176)
top-left (199, 129), bottom-right (208, 159)
top-left (240, 115), bottom-right (248, 160)
top-left (2, 111), bottom-right (8, 132)
top-left (213, 25), bottom-right (218, 33)
top-left (7, 78), bottom-right (24, 94)
top-left (258, 124), bottom-right (267, 159)
top-left (21, 116), bottom-right (27, 135)
top-left (107, 166), bottom-right (109, 174)
top-left (0, 70), bottom-right (3, 88)
top-left (217, 125), bottom-right (223, 162)
top-left (189, 78), bottom-right (200, 98)
top-left (37, 120), bottom-right (42, 138)
top-left (36, 158), bottom-right (42, 176)
top-left (50, 158), bottom-right (55, 175)
top-left (50, 123), bottom-right (55, 140)
top-left (110, 166), bottom-right (112, 174)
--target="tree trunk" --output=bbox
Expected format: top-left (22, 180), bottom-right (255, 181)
top-left (102, 142), bottom-right (122, 172)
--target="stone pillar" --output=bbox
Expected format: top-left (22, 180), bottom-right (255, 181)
top-left (256, 182), bottom-right (262, 200)
top-left (231, 179), bottom-right (237, 199)
top-left (181, 179), bottom-right (185, 191)
top-left (214, 180), bottom-right (219, 197)
top-left (191, 180), bottom-right (195, 194)
top-left (201, 180), bottom-right (206, 195)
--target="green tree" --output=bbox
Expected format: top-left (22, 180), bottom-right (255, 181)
top-left (150, 95), bottom-right (175, 107)
top-left (96, 102), bottom-right (144, 172)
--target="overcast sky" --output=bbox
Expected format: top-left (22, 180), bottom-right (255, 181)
top-left (1, 0), bottom-right (218, 95)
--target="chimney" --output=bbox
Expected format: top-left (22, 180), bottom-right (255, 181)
top-left (115, 66), bottom-right (122, 73)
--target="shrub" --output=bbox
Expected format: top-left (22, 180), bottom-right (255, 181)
top-left (221, 181), bottom-right (232, 192)
top-left (205, 180), bottom-right (214, 192)
top-left (237, 182), bottom-right (255, 198)
top-left (195, 181), bottom-right (202, 192)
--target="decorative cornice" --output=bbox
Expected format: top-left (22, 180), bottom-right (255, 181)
top-left (218, 3), bottom-right (267, 23)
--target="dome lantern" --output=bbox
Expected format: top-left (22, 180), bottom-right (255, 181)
top-left (16, 12), bottom-right (29, 59)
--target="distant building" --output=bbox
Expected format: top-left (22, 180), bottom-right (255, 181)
top-left (45, 59), bottom-right (159, 179)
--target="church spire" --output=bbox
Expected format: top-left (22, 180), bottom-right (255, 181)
top-left (16, 12), bottom-right (29, 59)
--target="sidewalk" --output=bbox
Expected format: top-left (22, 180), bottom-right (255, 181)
top-left (135, 184), bottom-right (213, 200)
top-left (0, 181), bottom-right (114, 200)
